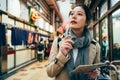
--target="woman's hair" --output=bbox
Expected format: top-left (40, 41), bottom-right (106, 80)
top-left (114, 43), bottom-right (119, 48)
top-left (69, 4), bottom-right (92, 26)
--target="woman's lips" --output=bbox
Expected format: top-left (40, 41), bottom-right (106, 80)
top-left (70, 21), bottom-right (77, 24)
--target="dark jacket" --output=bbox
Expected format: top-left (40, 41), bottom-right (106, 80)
top-left (112, 48), bottom-right (120, 61)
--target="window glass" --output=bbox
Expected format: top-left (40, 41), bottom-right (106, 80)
top-left (7, 18), bottom-right (14, 25)
top-left (100, 1), bottom-right (107, 17)
top-left (8, 0), bottom-right (20, 17)
top-left (20, 2), bottom-right (29, 21)
top-left (93, 8), bottom-right (99, 20)
top-left (110, 0), bottom-right (119, 7)
top-left (95, 24), bottom-right (99, 42)
top-left (16, 21), bottom-right (23, 28)
top-left (101, 18), bottom-right (109, 61)
top-left (31, 27), bottom-right (35, 32)
top-left (35, 3), bottom-right (40, 11)
top-left (50, 25), bottom-right (53, 33)
top-left (0, 14), bottom-right (1, 21)
top-left (97, 7), bottom-right (99, 19)
top-left (36, 18), bottom-right (45, 29)
top-left (0, 0), bottom-right (6, 11)
top-left (112, 9), bottom-right (120, 61)
top-left (93, 12), bottom-right (97, 20)
top-left (45, 22), bottom-right (49, 31)
top-left (2, 14), bottom-right (8, 23)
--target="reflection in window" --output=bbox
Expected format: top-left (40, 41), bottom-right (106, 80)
top-left (112, 9), bottom-right (120, 61)
top-left (97, 7), bottom-right (99, 19)
top-left (112, 9), bottom-right (120, 60)
top-left (95, 24), bottom-right (99, 42)
top-left (101, 18), bottom-right (109, 61)
top-left (101, 18), bottom-right (108, 37)
top-left (94, 7), bottom-right (99, 20)
top-left (111, 0), bottom-right (119, 7)
top-left (100, 1), bottom-right (107, 17)
top-left (112, 9), bottom-right (120, 44)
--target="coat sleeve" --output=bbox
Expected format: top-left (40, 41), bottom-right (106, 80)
top-left (94, 42), bottom-right (101, 63)
top-left (46, 38), bottom-right (70, 77)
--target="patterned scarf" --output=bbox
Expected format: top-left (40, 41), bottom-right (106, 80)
top-left (65, 28), bottom-right (92, 80)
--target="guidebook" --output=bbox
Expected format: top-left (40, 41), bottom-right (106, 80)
top-left (72, 61), bottom-right (110, 73)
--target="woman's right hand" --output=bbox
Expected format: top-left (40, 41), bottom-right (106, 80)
top-left (59, 36), bottom-right (74, 56)
top-left (84, 69), bottom-right (100, 79)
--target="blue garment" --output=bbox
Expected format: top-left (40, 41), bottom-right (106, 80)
top-left (102, 40), bottom-right (107, 58)
top-left (0, 23), bottom-right (6, 46)
top-left (11, 28), bottom-right (22, 45)
top-left (22, 30), bottom-right (29, 45)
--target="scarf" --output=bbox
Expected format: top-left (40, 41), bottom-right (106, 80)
top-left (65, 28), bottom-right (92, 80)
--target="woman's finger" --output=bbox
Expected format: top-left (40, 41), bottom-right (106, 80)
top-left (61, 43), bottom-right (73, 49)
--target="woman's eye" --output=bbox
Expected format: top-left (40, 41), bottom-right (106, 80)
top-left (70, 12), bottom-right (74, 15)
top-left (78, 13), bottom-right (82, 16)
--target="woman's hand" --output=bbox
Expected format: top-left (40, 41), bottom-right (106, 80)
top-left (84, 69), bottom-right (100, 79)
top-left (59, 36), bottom-right (74, 56)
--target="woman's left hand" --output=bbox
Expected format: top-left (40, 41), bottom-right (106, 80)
top-left (84, 69), bottom-right (100, 79)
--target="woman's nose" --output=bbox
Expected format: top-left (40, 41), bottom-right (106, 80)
top-left (72, 14), bottom-right (77, 19)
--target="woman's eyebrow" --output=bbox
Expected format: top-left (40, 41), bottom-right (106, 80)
top-left (70, 10), bottom-right (85, 14)
top-left (77, 11), bottom-right (85, 14)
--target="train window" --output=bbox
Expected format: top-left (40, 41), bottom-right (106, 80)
top-left (101, 18), bottom-right (109, 61)
top-left (96, 7), bottom-right (99, 19)
top-left (112, 9), bottom-right (120, 61)
top-left (0, 0), bottom-right (6, 11)
top-left (0, 13), bottom-right (1, 21)
top-left (110, 0), bottom-right (119, 7)
top-left (100, 1), bottom-right (107, 17)
top-left (95, 24), bottom-right (99, 42)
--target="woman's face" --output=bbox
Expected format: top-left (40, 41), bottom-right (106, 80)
top-left (68, 6), bottom-right (86, 29)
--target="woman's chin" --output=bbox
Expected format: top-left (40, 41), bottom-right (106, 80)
top-left (71, 27), bottom-right (82, 30)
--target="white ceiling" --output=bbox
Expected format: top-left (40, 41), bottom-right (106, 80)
top-left (57, 0), bottom-right (72, 23)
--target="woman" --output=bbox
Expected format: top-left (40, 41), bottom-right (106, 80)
top-left (47, 4), bottom-right (100, 80)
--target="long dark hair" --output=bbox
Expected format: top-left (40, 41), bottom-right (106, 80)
top-left (69, 4), bottom-right (92, 27)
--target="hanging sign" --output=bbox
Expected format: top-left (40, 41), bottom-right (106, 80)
top-left (31, 10), bottom-right (38, 22)
top-left (28, 6), bottom-right (38, 24)
top-left (28, 32), bottom-right (33, 44)
top-left (34, 33), bottom-right (38, 43)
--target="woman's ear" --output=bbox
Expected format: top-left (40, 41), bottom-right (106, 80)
top-left (85, 22), bottom-right (88, 26)
top-left (86, 20), bottom-right (90, 26)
